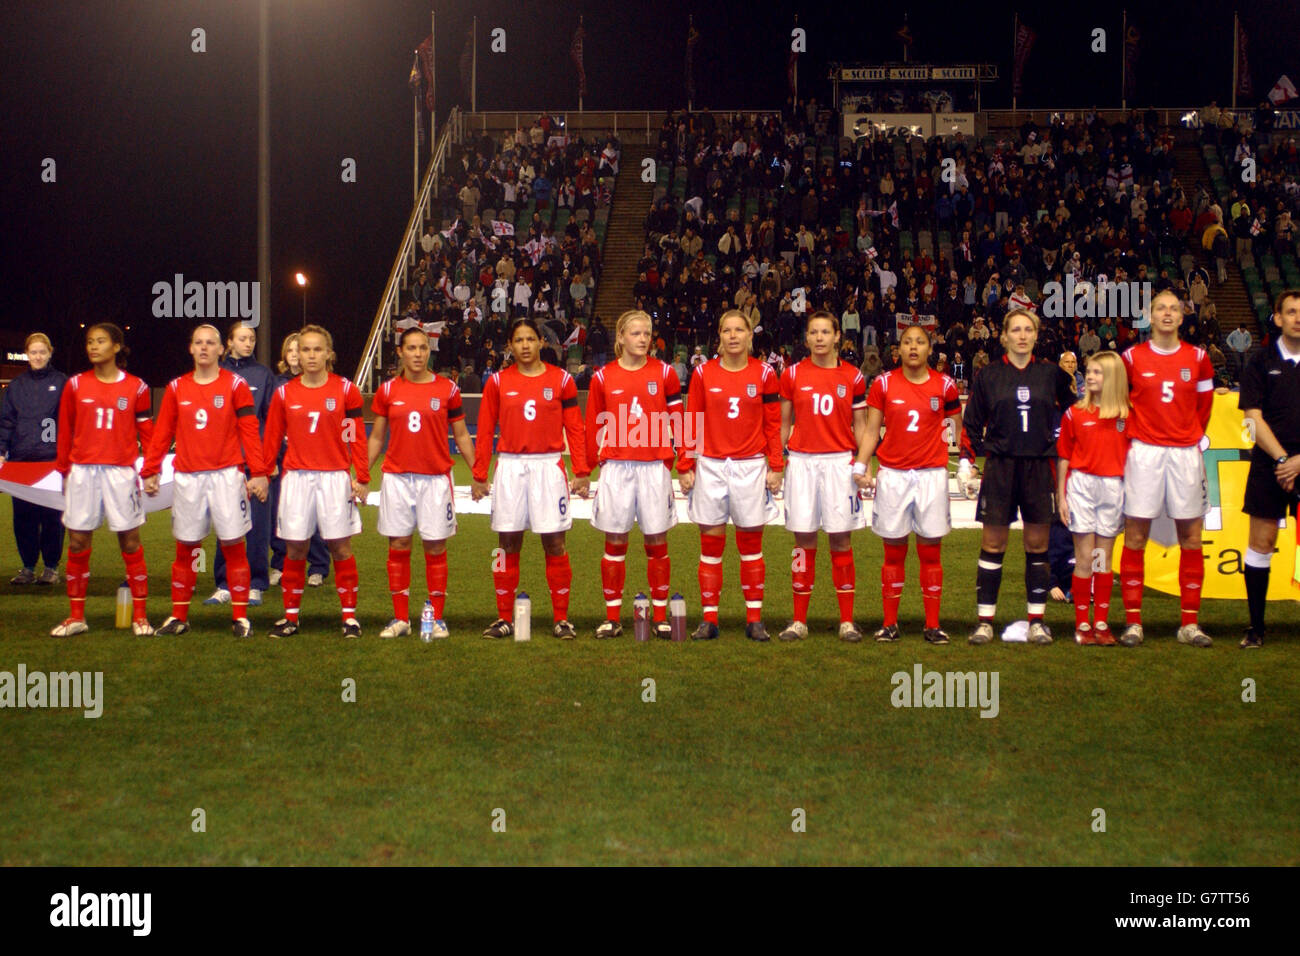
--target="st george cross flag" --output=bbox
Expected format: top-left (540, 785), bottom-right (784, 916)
top-left (0, 457), bottom-right (175, 512)
top-left (1269, 75), bottom-right (1298, 106)
top-left (491, 220), bottom-right (515, 237)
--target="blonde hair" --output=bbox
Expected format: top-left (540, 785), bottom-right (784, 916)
top-left (1000, 307), bottom-right (1041, 336)
top-left (296, 324), bottom-right (336, 372)
top-left (613, 310), bottom-right (652, 359)
top-left (24, 332), bottom-right (52, 353)
top-left (717, 308), bottom-right (755, 355)
top-left (277, 332), bottom-right (301, 375)
top-left (1079, 351), bottom-right (1130, 420)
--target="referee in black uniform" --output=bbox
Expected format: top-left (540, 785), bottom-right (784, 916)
top-left (1239, 289), bottom-right (1300, 648)
top-left (959, 308), bottom-right (1078, 645)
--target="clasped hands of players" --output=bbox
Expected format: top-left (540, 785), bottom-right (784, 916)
top-left (468, 475), bottom-right (591, 501)
top-left (675, 468), bottom-right (783, 496)
top-left (141, 473), bottom-right (270, 503)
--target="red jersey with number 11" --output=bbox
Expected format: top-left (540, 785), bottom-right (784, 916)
top-left (56, 370), bottom-right (154, 475)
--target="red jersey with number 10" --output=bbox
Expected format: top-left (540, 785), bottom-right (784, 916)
top-left (56, 370), bottom-right (154, 475)
top-left (780, 359), bottom-right (867, 454)
top-left (371, 374), bottom-right (465, 475)
top-left (867, 368), bottom-right (961, 470)
top-left (473, 363), bottom-right (590, 482)
top-left (262, 373), bottom-right (369, 481)
top-left (681, 357), bottom-right (783, 470)
top-left (142, 369), bottom-right (266, 478)
top-left (1121, 342), bottom-right (1214, 447)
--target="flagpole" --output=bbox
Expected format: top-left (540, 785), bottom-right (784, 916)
top-left (579, 15), bottom-right (584, 112)
top-left (687, 14), bottom-right (693, 113)
top-left (472, 16), bottom-right (477, 113)
top-left (431, 8), bottom-right (436, 123)
top-left (1232, 11), bottom-right (1239, 112)
top-left (256, 0), bottom-right (271, 365)
top-left (1012, 12), bottom-right (1018, 112)
top-left (413, 60), bottom-right (420, 202)
top-left (1121, 9), bottom-right (1127, 110)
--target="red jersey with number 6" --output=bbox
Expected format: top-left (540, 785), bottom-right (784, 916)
top-left (867, 369), bottom-right (961, 470)
top-left (56, 370), bottom-right (154, 475)
top-left (680, 357), bottom-right (783, 470)
top-left (262, 374), bottom-right (369, 481)
top-left (473, 363), bottom-right (589, 482)
top-left (1121, 342), bottom-right (1214, 447)
top-left (780, 359), bottom-right (867, 454)
top-left (371, 375), bottom-right (464, 475)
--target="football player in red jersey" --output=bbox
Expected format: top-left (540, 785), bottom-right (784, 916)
top-left (678, 309), bottom-right (783, 641)
top-left (261, 325), bottom-right (370, 639)
top-left (776, 310), bottom-right (869, 643)
top-left (854, 323), bottom-right (963, 644)
top-left (1056, 351), bottom-right (1131, 645)
top-left (585, 310), bottom-right (685, 639)
top-left (472, 317), bottom-right (591, 639)
top-left (142, 324), bottom-right (269, 637)
top-left (1118, 288), bottom-right (1215, 647)
top-left (368, 327), bottom-right (476, 639)
top-left (51, 323), bottom-right (155, 637)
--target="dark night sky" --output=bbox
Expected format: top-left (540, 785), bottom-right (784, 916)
top-left (2, 0), bottom-right (1297, 383)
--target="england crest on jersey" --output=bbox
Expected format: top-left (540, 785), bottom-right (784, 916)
top-left (1180, 368), bottom-right (1191, 382)
top-left (430, 397), bottom-right (441, 411)
top-left (543, 387), bottom-right (554, 401)
top-left (116, 396), bottom-right (128, 411)
top-left (213, 395), bottom-right (224, 409)
top-left (930, 396), bottom-right (940, 411)
top-left (1117, 418), bottom-right (1126, 433)
top-left (836, 384), bottom-right (846, 398)
top-left (1016, 386), bottom-right (1030, 402)
top-left (647, 381), bottom-right (658, 396)
top-left (746, 384), bottom-right (757, 398)
top-left (325, 398), bottom-right (337, 411)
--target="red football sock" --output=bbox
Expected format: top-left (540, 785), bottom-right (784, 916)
top-left (916, 541), bottom-right (942, 629)
top-left (494, 550), bottom-right (520, 620)
top-left (1073, 573), bottom-right (1092, 629)
top-left (425, 550), bottom-right (448, 619)
top-left (1120, 545), bottom-right (1145, 626)
top-left (1179, 546), bottom-right (1204, 626)
top-left (881, 541), bottom-right (907, 628)
top-left (645, 541), bottom-right (670, 621)
top-left (335, 554), bottom-right (359, 621)
top-left (698, 531), bottom-right (725, 623)
top-left (122, 547), bottom-right (148, 620)
top-left (171, 541), bottom-right (198, 621)
top-left (387, 547), bottom-right (412, 622)
top-left (736, 529), bottom-right (765, 623)
top-left (66, 548), bottom-right (91, 621)
top-left (601, 538), bottom-right (629, 621)
top-left (221, 541), bottom-right (250, 620)
top-left (792, 545), bottom-right (816, 624)
top-left (830, 548), bottom-right (856, 624)
top-left (545, 552), bottom-right (572, 622)
top-left (1093, 571), bottom-right (1114, 627)
top-left (282, 557), bottom-right (306, 622)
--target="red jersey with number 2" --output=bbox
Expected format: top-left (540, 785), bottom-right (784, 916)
top-left (867, 369), bottom-right (961, 470)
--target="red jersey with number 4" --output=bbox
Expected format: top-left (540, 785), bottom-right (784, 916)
top-left (585, 357), bottom-right (684, 466)
top-left (56, 370), bottom-right (154, 475)
top-left (681, 357), bottom-right (783, 470)
top-left (1122, 342), bottom-right (1214, 447)
top-left (371, 375), bottom-right (465, 475)
top-left (780, 359), bottom-right (866, 454)
top-left (868, 369), bottom-right (961, 470)
top-left (142, 369), bottom-right (266, 478)
top-left (1056, 404), bottom-right (1131, 477)
top-left (263, 374), bottom-right (369, 481)
top-left (473, 363), bottom-right (589, 482)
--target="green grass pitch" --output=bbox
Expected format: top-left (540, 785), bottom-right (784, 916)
top-left (1, 487), bottom-right (1297, 865)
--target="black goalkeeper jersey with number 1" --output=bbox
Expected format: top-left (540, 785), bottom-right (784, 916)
top-left (961, 356), bottom-right (1078, 460)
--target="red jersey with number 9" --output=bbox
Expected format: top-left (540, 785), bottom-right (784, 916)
top-left (371, 374), bottom-right (464, 475)
top-left (780, 359), bottom-right (867, 453)
top-left (867, 368), bottom-right (961, 470)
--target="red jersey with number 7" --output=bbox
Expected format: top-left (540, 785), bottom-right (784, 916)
top-left (1121, 341), bottom-right (1214, 447)
top-left (262, 373), bottom-right (369, 481)
top-left (55, 370), bottom-right (154, 475)
top-left (867, 369), bottom-right (961, 470)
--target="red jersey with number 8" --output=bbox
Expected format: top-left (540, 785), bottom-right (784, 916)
top-left (371, 375), bottom-right (464, 475)
top-left (867, 369), bottom-right (961, 470)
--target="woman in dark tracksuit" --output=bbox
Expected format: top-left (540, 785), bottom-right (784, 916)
top-left (0, 333), bottom-right (67, 584)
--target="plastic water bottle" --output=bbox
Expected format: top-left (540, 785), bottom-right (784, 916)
top-left (420, 600), bottom-right (434, 643)
top-left (115, 584), bottom-right (132, 629)
top-left (513, 591), bottom-right (531, 642)
top-left (633, 592), bottom-right (651, 642)
top-left (669, 593), bottom-right (688, 642)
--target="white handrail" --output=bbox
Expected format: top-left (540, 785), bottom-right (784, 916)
top-left (355, 107), bottom-right (464, 392)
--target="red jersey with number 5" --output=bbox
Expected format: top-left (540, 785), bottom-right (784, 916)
top-left (585, 357), bottom-right (684, 466)
top-left (56, 370), bottom-right (154, 475)
top-left (263, 373), bottom-right (369, 481)
top-left (867, 369), bottom-right (961, 470)
top-left (473, 363), bottom-right (589, 481)
top-left (371, 375), bottom-right (464, 475)
top-left (780, 359), bottom-right (866, 454)
top-left (142, 369), bottom-right (265, 478)
top-left (681, 357), bottom-right (783, 470)
top-left (1121, 342), bottom-right (1214, 447)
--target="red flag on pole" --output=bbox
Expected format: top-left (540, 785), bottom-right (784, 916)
top-left (571, 21), bottom-right (587, 98)
top-left (1012, 22), bottom-right (1036, 99)
top-left (1236, 19), bottom-right (1253, 97)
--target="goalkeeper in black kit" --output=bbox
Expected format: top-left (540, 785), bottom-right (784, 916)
top-left (957, 309), bottom-right (1078, 645)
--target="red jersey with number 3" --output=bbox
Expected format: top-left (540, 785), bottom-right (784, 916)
top-left (1122, 342), bottom-right (1214, 447)
top-left (263, 373), bottom-right (369, 481)
top-left (371, 375), bottom-right (464, 475)
top-left (473, 363), bottom-right (589, 481)
top-left (1056, 404), bottom-right (1131, 477)
top-left (780, 359), bottom-right (867, 454)
top-left (681, 357), bottom-right (783, 470)
top-left (868, 369), bottom-right (961, 470)
top-left (585, 357), bottom-right (684, 466)
top-left (142, 369), bottom-right (265, 478)
top-left (56, 370), bottom-right (154, 475)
